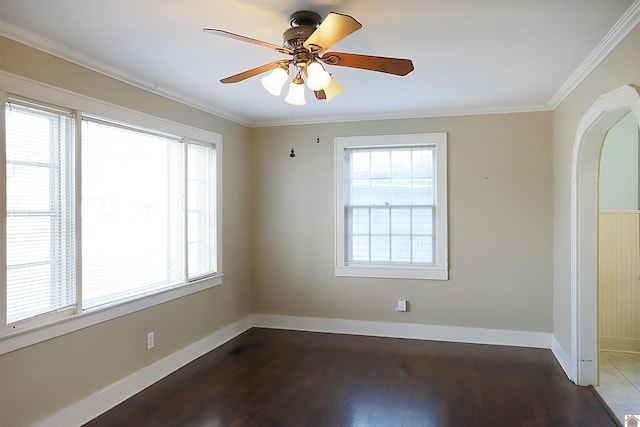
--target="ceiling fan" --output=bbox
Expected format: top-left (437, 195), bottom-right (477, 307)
top-left (203, 11), bottom-right (415, 105)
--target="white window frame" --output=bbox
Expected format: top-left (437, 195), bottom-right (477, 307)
top-left (0, 72), bottom-right (223, 354)
top-left (335, 133), bottom-right (448, 280)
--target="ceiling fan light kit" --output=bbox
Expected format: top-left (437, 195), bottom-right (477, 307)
top-left (284, 72), bottom-right (306, 105)
top-left (261, 63), bottom-right (290, 96)
top-left (305, 61), bottom-right (332, 91)
top-left (204, 11), bottom-right (414, 105)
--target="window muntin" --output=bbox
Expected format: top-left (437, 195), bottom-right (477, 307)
top-left (5, 100), bottom-right (76, 324)
top-left (2, 94), bottom-right (221, 337)
top-left (335, 133), bottom-right (448, 280)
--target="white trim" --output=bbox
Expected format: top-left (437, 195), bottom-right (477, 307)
top-left (551, 335), bottom-right (573, 380)
top-left (33, 316), bottom-right (252, 427)
top-left (570, 85), bottom-right (640, 385)
top-left (548, 0), bottom-right (640, 109)
top-left (251, 314), bottom-right (551, 349)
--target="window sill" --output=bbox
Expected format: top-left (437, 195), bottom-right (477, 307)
top-left (335, 265), bottom-right (448, 280)
top-left (0, 274), bottom-right (223, 355)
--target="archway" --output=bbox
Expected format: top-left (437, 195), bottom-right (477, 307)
top-left (571, 85), bottom-right (640, 385)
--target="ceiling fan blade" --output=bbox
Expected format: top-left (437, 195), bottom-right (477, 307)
top-left (303, 13), bottom-right (362, 52)
top-left (314, 90), bottom-right (327, 100)
top-left (321, 52), bottom-right (414, 76)
top-left (220, 61), bottom-right (290, 84)
top-left (203, 28), bottom-right (293, 55)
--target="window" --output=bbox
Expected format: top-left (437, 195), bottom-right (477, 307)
top-left (2, 90), bottom-right (221, 343)
top-left (335, 133), bottom-right (448, 280)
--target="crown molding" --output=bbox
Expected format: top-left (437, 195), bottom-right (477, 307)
top-left (0, 20), bottom-right (251, 127)
top-left (547, 0), bottom-right (640, 109)
top-left (251, 104), bottom-right (552, 128)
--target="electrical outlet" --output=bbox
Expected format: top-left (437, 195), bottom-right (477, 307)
top-left (147, 332), bottom-right (154, 350)
top-left (396, 299), bottom-right (407, 312)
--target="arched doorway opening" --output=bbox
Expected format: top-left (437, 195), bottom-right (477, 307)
top-left (571, 85), bottom-right (640, 385)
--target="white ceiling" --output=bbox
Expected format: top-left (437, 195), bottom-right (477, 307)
top-left (1, 0), bottom-right (638, 127)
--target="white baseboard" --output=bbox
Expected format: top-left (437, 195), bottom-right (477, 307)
top-left (251, 314), bottom-right (552, 349)
top-left (551, 335), bottom-right (574, 381)
top-left (34, 316), bottom-right (252, 427)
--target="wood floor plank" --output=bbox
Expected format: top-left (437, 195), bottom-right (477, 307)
top-left (84, 328), bottom-right (620, 426)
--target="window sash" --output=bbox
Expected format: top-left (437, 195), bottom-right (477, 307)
top-left (187, 142), bottom-right (217, 280)
top-left (5, 99), bottom-right (76, 325)
top-left (345, 205), bottom-right (435, 265)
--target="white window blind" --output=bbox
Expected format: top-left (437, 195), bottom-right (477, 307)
top-left (81, 117), bottom-right (185, 309)
top-left (187, 142), bottom-right (217, 279)
top-left (5, 99), bottom-right (76, 324)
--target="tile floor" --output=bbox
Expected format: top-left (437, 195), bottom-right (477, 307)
top-left (597, 351), bottom-right (640, 424)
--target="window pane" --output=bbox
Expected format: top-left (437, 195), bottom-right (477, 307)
top-left (350, 179), bottom-right (371, 205)
top-left (412, 236), bottom-right (433, 264)
top-left (412, 208), bottom-right (433, 235)
top-left (5, 101), bottom-right (76, 324)
top-left (351, 235), bottom-right (370, 262)
top-left (351, 151), bottom-right (370, 179)
top-left (391, 235), bottom-right (411, 263)
top-left (350, 208), bottom-right (370, 235)
top-left (370, 235), bottom-right (390, 262)
top-left (187, 143), bottom-right (216, 279)
top-left (371, 178), bottom-right (391, 205)
top-left (391, 178), bottom-right (411, 205)
top-left (81, 119), bottom-right (184, 309)
top-left (371, 150), bottom-right (390, 178)
top-left (370, 208), bottom-right (389, 235)
top-left (6, 217), bottom-right (51, 266)
top-left (391, 208), bottom-right (411, 234)
top-left (6, 165), bottom-right (51, 211)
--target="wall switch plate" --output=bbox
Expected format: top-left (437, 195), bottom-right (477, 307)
top-left (147, 332), bottom-right (154, 350)
top-left (396, 299), bottom-right (407, 312)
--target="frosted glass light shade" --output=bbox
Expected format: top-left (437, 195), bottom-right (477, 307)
top-left (323, 76), bottom-right (344, 102)
top-left (261, 65), bottom-right (289, 96)
top-left (306, 61), bottom-right (331, 91)
top-left (285, 74), bottom-right (306, 105)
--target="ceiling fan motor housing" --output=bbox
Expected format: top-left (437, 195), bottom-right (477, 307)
top-left (289, 11), bottom-right (321, 28)
top-left (283, 11), bottom-right (322, 52)
top-left (283, 26), bottom-right (316, 51)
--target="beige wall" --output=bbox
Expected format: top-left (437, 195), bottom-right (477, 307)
top-left (0, 37), bottom-right (254, 426)
top-left (252, 112), bottom-right (553, 332)
top-left (552, 23), bottom-right (640, 355)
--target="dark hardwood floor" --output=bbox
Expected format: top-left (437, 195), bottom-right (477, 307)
top-left (84, 328), bottom-right (619, 427)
